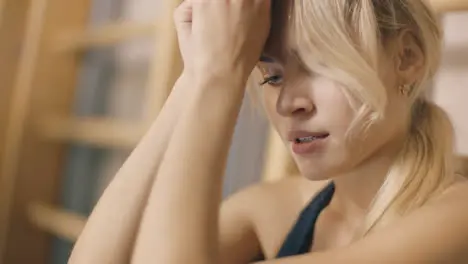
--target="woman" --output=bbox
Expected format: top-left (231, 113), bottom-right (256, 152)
top-left (69, 0), bottom-right (468, 263)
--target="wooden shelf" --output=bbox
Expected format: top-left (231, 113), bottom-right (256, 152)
top-left (27, 202), bottom-right (86, 242)
top-left (52, 21), bottom-right (159, 52)
top-left (36, 116), bottom-right (150, 148)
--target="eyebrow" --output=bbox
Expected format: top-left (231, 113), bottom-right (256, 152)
top-left (259, 54), bottom-right (277, 63)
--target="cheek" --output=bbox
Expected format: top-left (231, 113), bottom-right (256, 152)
top-left (338, 98), bottom-right (408, 170)
top-left (261, 87), bottom-right (280, 123)
top-left (313, 81), bottom-right (357, 133)
top-left (369, 98), bottom-right (410, 144)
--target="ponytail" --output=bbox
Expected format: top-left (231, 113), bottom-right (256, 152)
top-left (363, 98), bottom-right (456, 234)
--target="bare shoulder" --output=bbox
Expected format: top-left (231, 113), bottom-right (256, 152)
top-left (428, 178), bottom-right (468, 218)
top-left (341, 179), bottom-right (468, 263)
top-left (437, 176), bottom-right (468, 199)
top-left (425, 177), bottom-right (468, 214)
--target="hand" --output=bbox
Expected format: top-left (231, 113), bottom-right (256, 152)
top-left (190, 0), bottom-right (271, 84)
top-left (174, 0), bottom-right (194, 73)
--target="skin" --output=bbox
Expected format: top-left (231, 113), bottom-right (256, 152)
top-left (69, 1), bottom-right (468, 264)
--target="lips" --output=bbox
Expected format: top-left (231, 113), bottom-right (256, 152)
top-left (287, 130), bottom-right (330, 155)
top-left (287, 130), bottom-right (330, 142)
top-left (294, 135), bottom-right (328, 143)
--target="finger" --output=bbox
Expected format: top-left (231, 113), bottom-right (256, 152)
top-left (174, 0), bottom-right (193, 26)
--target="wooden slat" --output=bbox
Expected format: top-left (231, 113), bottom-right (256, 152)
top-left (0, 0), bottom-right (49, 260)
top-left (0, 0), bottom-right (91, 262)
top-left (0, 0), bottom-right (32, 191)
top-left (37, 117), bottom-right (150, 149)
top-left (429, 0), bottom-right (468, 12)
top-left (53, 21), bottom-right (158, 52)
top-left (0, 0), bottom-right (6, 28)
top-left (27, 202), bottom-right (86, 242)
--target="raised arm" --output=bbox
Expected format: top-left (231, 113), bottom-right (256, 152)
top-left (67, 71), bottom-right (195, 264)
top-left (67, 2), bottom-right (203, 263)
top-left (130, 1), bottom-right (271, 263)
top-left (67, 4), bottom-right (203, 260)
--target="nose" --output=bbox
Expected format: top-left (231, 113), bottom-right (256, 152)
top-left (276, 79), bottom-right (315, 117)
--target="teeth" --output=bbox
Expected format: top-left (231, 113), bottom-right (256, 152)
top-left (296, 136), bottom-right (316, 143)
top-left (295, 134), bottom-right (328, 143)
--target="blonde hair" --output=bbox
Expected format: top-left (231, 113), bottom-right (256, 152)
top-left (284, 0), bottom-right (456, 234)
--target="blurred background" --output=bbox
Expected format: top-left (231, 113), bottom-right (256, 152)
top-left (0, 0), bottom-right (467, 264)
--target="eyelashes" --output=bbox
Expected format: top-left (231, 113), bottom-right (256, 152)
top-left (258, 66), bottom-right (284, 87)
top-left (259, 75), bottom-right (283, 86)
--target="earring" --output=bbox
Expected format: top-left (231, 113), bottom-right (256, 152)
top-left (399, 84), bottom-right (411, 96)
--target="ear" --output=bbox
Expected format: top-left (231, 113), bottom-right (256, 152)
top-left (394, 29), bottom-right (425, 85)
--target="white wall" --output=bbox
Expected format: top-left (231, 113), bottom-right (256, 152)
top-left (433, 13), bottom-right (468, 155)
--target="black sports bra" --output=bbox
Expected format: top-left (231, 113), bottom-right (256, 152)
top-left (254, 182), bottom-right (335, 261)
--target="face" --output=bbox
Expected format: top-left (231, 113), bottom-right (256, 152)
top-left (257, 41), bottom-right (416, 181)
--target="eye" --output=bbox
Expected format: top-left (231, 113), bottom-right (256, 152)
top-left (259, 75), bottom-right (284, 87)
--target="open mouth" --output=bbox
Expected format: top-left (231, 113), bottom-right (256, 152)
top-left (294, 134), bottom-right (329, 144)
top-left (291, 133), bottom-right (329, 154)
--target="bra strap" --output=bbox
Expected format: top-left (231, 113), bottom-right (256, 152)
top-left (276, 182), bottom-right (335, 258)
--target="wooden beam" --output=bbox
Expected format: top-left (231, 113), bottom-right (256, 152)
top-left (0, 0), bottom-right (32, 185)
top-left (27, 202), bottom-right (86, 242)
top-left (0, 0), bottom-right (50, 261)
top-left (0, 0), bottom-right (91, 262)
top-left (0, 0), bottom-right (6, 28)
top-left (53, 21), bottom-right (159, 52)
top-left (37, 117), bottom-right (149, 148)
top-left (429, 0), bottom-right (468, 12)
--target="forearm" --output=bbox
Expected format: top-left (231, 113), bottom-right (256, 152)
top-left (68, 73), bottom-right (193, 264)
top-left (131, 75), bottom-right (247, 264)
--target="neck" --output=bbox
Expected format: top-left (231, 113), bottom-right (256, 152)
top-left (330, 138), bottom-right (406, 221)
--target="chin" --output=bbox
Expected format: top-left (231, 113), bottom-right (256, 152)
top-left (294, 156), bottom-right (350, 182)
top-left (296, 163), bottom-right (334, 181)
top-left (291, 139), bottom-right (362, 181)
